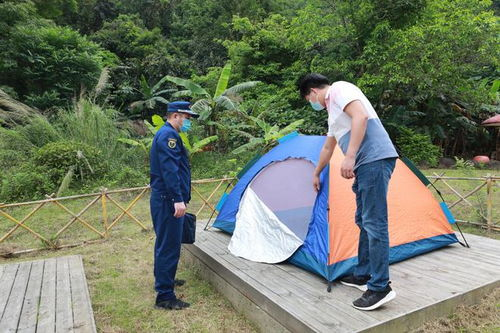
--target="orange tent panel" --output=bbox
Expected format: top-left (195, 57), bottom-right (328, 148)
top-left (328, 148), bottom-right (454, 265)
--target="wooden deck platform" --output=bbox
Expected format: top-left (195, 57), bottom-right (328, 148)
top-left (0, 255), bottom-right (96, 333)
top-left (184, 226), bottom-right (500, 333)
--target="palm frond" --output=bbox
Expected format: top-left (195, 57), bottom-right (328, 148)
top-left (165, 76), bottom-right (209, 97)
top-left (179, 132), bottom-right (192, 150)
top-left (172, 90), bottom-right (193, 98)
top-left (191, 99), bottom-right (213, 121)
top-left (152, 96), bottom-right (169, 106)
top-left (277, 119), bottom-right (304, 136)
top-left (155, 89), bottom-right (177, 96)
top-left (214, 62), bottom-right (232, 99)
top-left (224, 81), bottom-right (261, 96)
top-left (118, 138), bottom-right (148, 153)
top-left (232, 138), bottom-right (264, 155)
top-left (151, 75), bottom-right (172, 93)
top-left (139, 75), bottom-right (152, 97)
top-left (215, 95), bottom-right (237, 111)
top-left (151, 114), bottom-right (165, 128)
top-left (143, 120), bottom-right (157, 134)
top-left (192, 135), bottom-right (218, 154)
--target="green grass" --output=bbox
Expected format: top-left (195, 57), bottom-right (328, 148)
top-left (0, 169), bottom-right (498, 332)
top-left (1, 230), bottom-right (257, 332)
top-left (0, 182), bottom-right (256, 332)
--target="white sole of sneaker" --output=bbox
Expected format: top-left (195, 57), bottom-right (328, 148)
top-left (340, 281), bottom-right (368, 291)
top-left (352, 290), bottom-right (396, 311)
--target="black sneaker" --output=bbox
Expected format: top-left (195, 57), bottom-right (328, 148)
top-left (174, 279), bottom-right (186, 287)
top-left (155, 298), bottom-right (191, 310)
top-left (352, 286), bottom-right (396, 311)
top-left (339, 275), bottom-right (370, 291)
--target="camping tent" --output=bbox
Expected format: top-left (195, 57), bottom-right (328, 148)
top-left (213, 135), bottom-right (458, 282)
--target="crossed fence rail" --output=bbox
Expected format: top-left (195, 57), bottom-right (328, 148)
top-left (0, 175), bottom-right (497, 257)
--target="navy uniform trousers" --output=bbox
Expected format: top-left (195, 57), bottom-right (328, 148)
top-left (150, 192), bottom-right (184, 302)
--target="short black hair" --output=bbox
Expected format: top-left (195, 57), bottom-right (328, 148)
top-left (297, 73), bottom-right (330, 98)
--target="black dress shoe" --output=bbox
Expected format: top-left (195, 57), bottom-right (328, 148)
top-left (174, 279), bottom-right (186, 287)
top-left (155, 298), bottom-right (191, 310)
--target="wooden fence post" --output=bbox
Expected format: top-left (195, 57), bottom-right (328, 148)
top-left (486, 175), bottom-right (493, 232)
top-left (102, 188), bottom-right (108, 238)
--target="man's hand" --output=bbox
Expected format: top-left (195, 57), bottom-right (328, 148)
top-left (174, 202), bottom-right (186, 218)
top-left (341, 156), bottom-right (355, 179)
top-left (313, 172), bottom-right (321, 192)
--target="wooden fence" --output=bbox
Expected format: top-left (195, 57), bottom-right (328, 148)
top-left (0, 174), bottom-right (497, 256)
top-left (426, 174), bottom-right (499, 231)
top-left (0, 178), bottom-right (234, 256)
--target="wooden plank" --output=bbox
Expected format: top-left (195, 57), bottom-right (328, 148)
top-left (206, 229), bottom-right (439, 320)
top-left (203, 230), bottom-right (382, 327)
top-left (182, 250), bottom-right (290, 333)
top-left (17, 260), bottom-right (44, 333)
top-left (195, 226), bottom-right (500, 333)
top-left (68, 256), bottom-right (96, 333)
top-left (184, 242), bottom-right (317, 333)
top-left (37, 258), bottom-right (57, 333)
top-left (202, 229), bottom-right (435, 322)
top-left (56, 256), bottom-right (74, 333)
top-left (362, 279), bottom-right (500, 333)
top-left (198, 231), bottom-right (374, 331)
top-left (0, 261), bottom-right (31, 332)
top-left (0, 264), bottom-right (5, 281)
top-left (402, 250), bottom-right (500, 282)
top-left (0, 263), bottom-right (18, 320)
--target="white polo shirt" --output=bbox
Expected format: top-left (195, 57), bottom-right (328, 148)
top-left (325, 81), bottom-right (398, 169)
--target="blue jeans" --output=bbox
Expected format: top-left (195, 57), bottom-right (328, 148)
top-left (150, 191), bottom-right (184, 302)
top-left (352, 158), bottom-right (396, 291)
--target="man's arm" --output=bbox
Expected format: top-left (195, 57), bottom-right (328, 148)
top-left (341, 100), bottom-right (368, 179)
top-left (313, 136), bottom-right (337, 191)
top-left (157, 134), bottom-right (186, 217)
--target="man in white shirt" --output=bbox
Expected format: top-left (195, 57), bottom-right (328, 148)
top-left (298, 73), bottom-right (398, 311)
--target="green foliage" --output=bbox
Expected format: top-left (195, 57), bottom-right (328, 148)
top-left (17, 115), bottom-right (62, 147)
top-left (396, 127), bottom-right (442, 167)
top-left (0, 126), bottom-right (35, 153)
top-left (0, 20), bottom-right (116, 109)
top-left (0, 163), bottom-right (54, 202)
top-left (190, 150), bottom-right (255, 179)
top-left (454, 156), bottom-right (475, 170)
top-left (34, 141), bottom-right (107, 184)
top-left (0, 0), bottom-right (498, 202)
top-left (57, 99), bottom-right (127, 160)
top-left (230, 113), bottom-right (304, 154)
top-left (0, 127), bottom-right (36, 177)
top-left (103, 166), bottom-right (149, 189)
top-left (0, 1), bottom-right (38, 38)
top-left (128, 75), bottom-right (172, 118)
top-left (32, 0), bottom-right (77, 20)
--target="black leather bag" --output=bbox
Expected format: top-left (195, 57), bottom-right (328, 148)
top-left (182, 213), bottom-right (196, 244)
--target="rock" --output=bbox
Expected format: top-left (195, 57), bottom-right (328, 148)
top-left (439, 157), bottom-right (456, 168)
top-left (472, 155), bottom-right (490, 164)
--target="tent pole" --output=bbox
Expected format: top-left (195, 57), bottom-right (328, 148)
top-left (203, 179), bottom-right (235, 231)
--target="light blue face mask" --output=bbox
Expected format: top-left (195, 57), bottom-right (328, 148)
top-left (180, 118), bottom-right (192, 132)
top-left (309, 91), bottom-right (325, 111)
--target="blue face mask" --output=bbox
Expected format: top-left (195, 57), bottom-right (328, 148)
top-left (309, 91), bottom-right (325, 111)
top-left (180, 118), bottom-right (191, 132)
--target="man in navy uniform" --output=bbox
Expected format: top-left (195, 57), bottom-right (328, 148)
top-left (150, 101), bottom-right (199, 310)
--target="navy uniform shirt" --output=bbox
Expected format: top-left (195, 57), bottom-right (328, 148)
top-left (150, 122), bottom-right (191, 203)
